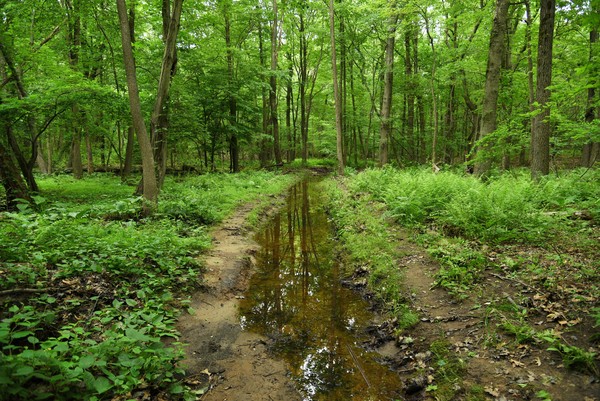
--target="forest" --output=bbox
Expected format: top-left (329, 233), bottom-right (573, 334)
top-left (0, 0), bottom-right (599, 400)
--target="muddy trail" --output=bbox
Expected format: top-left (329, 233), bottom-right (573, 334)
top-left (177, 177), bottom-right (599, 401)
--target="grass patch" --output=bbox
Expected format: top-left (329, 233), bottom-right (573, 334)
top-left (323, 177), bottom-right (417, 328)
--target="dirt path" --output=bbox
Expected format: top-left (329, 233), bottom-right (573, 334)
top-left (177, 201), bottom-right (300, 401)
top-left (389, 229), bottom-right (599, 401)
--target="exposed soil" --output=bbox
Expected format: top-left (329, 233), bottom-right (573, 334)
top-left (364, 227), bottom-right (600, 401)
top-left (177, 199), bottom-right (301, 401)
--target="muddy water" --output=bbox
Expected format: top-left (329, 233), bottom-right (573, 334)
top-left (238, 179), bottom-right (403, 400)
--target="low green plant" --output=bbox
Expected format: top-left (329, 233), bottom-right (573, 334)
top-left (428, 339), bottom-right (467, 401)
top-left (428, 239), bottom-right (487, 297)
top-left (1, 171), bottom-right (297, 400)
top-left (323, 178), bottom-right (417, 326)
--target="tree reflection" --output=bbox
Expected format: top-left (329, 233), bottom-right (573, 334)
top-left (238, 179), bottom-right (403, 400)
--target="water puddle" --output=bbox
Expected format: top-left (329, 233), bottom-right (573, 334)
top-left (238, 179), bottom-right (403, 400)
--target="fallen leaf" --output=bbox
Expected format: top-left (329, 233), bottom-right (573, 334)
top-left (510, 359), bottom-right (525, 368)
top-left (535, 357), bottom-right (542, 366)
top-left (201, 369), bottom-right (211, 376)
top-left (484, 386), bottom-right (500, 397)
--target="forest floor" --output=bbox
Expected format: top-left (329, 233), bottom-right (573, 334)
top-left (366, 226), bottom-right (600, 401)
top-left (179, 172), bottom-right (600, 401)
top-left (176, 194), bottom-right (301, 401)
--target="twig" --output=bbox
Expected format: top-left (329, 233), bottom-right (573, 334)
top-left (489, 272), bottom-right (536, 293)
top-left (346, 344), bottom-right (371, 388)
top-left (0, 287), bottom-right (64, 296)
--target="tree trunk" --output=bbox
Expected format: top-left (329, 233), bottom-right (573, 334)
top-left (150, 0), bottom-right (183, 185)
top-left (531, 0), bottom-right (556, 180)
top-left (286, 54), bottom-right (294, 162)
top-left (85, 128), bottom-right (94, 174)
top-left (68, 0), bottom-right (83, 179)
top-left (258, 18), bottom-right (270, 167)
top-left (424, 13), bottom-right (439, 168)
top-left (474, 0), bottom-right (509, 176)
top-left (0, 137), bottom-right (31, 210)
top-left (270, 0), bottom-right (282, 165)
top-left (582, 15), bottom-right (598, 167)
top-left (524, 0), bottom-right (535, 168)
top-left (225, 6), bottom-right (238, 173)
top-left (299, 12), bottom-right (309, 165)
top-left (329, 0), bottom-right (344, 175)
top-left (379, 7), bottom-right (399, 166)
top-left (116, 0), bottom-right (158, 208)
top-left (405, 29), bottom-right (416, 163)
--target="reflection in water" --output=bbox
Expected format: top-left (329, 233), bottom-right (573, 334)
top-left (239, 179), bottom-right (403, 401)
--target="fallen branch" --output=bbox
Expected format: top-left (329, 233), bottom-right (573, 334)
top-left (0, 287), bottom-right (64, 296)
top-left (489, 272), bottom-right (536, 293)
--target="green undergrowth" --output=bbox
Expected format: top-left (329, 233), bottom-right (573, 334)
top-left (0, 171), bottom-right (295, 400)
top-left (349, 167), bottom-right (599, 244)
top-left (323, 178), bottom-right (418, 329)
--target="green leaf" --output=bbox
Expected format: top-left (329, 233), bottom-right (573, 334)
top-left (15, 366), bottom-right (34, 376)
top-left (12, 331), bottom-right (34, 339)
top-left (170, 383), bottom-right (185, 394)
top-left (125, 299), bottom-right (137, 307)
top-left (79, 355), bottom-right (96, 369)
top-left (93, 376), bottom-right (112, 394)
top-left (54, 342), bottom-right (69, 353)
top-left (125, 328), bottom-right (151, 342)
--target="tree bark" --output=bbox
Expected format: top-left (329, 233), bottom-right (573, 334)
top-left (531, 0), bottom-right (555, 180)
top-left (379, 7), bottom-right (399, 166)
top-left (270, 0), bottom-right (282, 165)
top-left (474, 0), bottom-right (509, 176)
top-left (0, 136), bottom-right (32, 210)
top-left (299, 11), bottom-right (309, 165)
top-left (223, 6), bottom-right (239, 172)
top-left (582, 14), bottom-right (598, 168)
top-left (329, 0), bottom-right (344, 175)
top-left (150, 0), bottom-right (183, 185)
top-left (116, 0), bottom-right (158, 208)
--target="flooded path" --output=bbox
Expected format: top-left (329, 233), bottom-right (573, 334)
top-left (239, 179), bottom-right (403, 400)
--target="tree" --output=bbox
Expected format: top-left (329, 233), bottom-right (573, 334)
top-left (270, 0), bottom-right (282, 165)
top-left (582, 1), bottom-right (599, 167)
top-left (116, 0), bottom-right (158, 207)
top-left (531, 0), bottom-right (556, 179)
top-left (329, 0), bottom-right (344, 175)
top-left (0, 136), bottom-right (32, 210)
top-left (473, 0), bottom-right (510, 175)
top-left (378, 3), bottom-right (398, 166)
top-left (151, 0), bottom-right (184, 186)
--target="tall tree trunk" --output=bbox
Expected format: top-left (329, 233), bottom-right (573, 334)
top-left (299, 12), bottom-right (309, 165)
top-left (286, 54), bottom-right (294, 162)
top-left (525, 0), bottom-right (535, 167)
top-left (0, 37), bottom-right (39, 191)
top-left (405, 29), bottom-right (416, 163)
top-left (223, 5), bottom-right (239, 172)
top-left (270, 0), bottom-right (282, 165)
top-left (150, 0), bottom-right (183, 185)
top-left (68, 0), bottom-right (83, 179)
top-left (116, 0), bottom-right (158, 208)
top-left (328, 0), bottom-right (344, 175)
top-left (582, 13), bottom-right (599, 167)
top-left (423, 13), bottom-right (438, 168)
top-left (531, 0), bottom-right (555, 179)
top-left (474, 0), bottom-right (509, 176)
top-left (379, 7), bottom-right (399, 166)
top-left (258, 18), bottom-right (270, 167)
